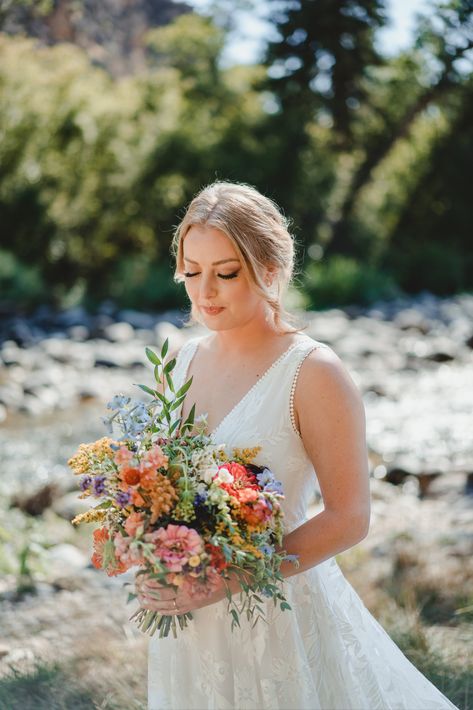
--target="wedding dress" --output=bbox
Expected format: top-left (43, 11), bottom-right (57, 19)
top-left (148, 333), bottom-right (458, 710)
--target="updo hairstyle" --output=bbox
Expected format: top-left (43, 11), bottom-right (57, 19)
top-left (171, 180), bottom-right (306, 335)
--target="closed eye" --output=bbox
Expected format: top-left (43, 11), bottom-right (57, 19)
top-left (183, 271), bottom-right (239, 280)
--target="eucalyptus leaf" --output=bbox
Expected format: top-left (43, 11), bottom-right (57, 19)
top-left (145, 347), bottom-right (161, 366)
top-left (164, 357), bottom-right (176, 374)
top-left (165, 371), bottom-right (175, 393)
top-left (136, 383), bottom-right (157, 397)
top-left (161, 338), bottom-right (169, 359)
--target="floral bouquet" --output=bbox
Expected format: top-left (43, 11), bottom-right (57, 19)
top-left (68, 339), bottom-right (299, 638)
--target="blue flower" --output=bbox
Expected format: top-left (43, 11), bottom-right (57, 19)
top-left (256, 468), bottom-right (274, 487)
top-left (195, 492), bottom-right (208, 505)
top-left (259, 544), bottom-right (274, 556)
top-left (283, 553), bottom-right (299, 563)
top-left (266, 481), bottom-right (284, 494)
top-left (106, 394), bottom-right (131, 411)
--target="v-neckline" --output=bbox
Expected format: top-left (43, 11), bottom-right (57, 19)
top-left (179, 336), bottom-right (304, 439)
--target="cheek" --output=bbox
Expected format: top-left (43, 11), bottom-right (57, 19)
top-left (184, 279), bottom-right (198, 301)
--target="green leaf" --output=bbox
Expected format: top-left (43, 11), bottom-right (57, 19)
top-left (170, 418), bottom-right (181, 434)
top-left (161, 338), bottom-right (169, 359)
top-left (280, 601), bottom-right (291, 611)
top-left (181, 402), bottom-right (195, 431)
top-left (154, 364), bottom-right (161, 384)
top-left (136, 383), bottom-right (157, 397)
top-left (175, 377), bottom-right (193, 398)
top-left (164, 357), bottom-right (176, 374)
top-left (169, 395), bottom-right (186, 412)
top-left (165, 371), bottom-right (175, 393)
top-left (230, 609), bottom-right (240, 627)
top-left (94, 500), bottom-right (112, 509)
top-left (145, 347), bottom-right (161, 366)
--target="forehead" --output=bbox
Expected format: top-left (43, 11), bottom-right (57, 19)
top-left (183, 225), bottom-right (240, 263)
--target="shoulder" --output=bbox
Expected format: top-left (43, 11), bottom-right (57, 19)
top-left (292, 341), bottom-right (365, 433)
top-left (167, 334), bottom-right (205, 362)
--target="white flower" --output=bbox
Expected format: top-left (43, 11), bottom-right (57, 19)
top-left (199, 463), bottom-right (219, 484)
top-left (214, 467), bottom-right (234, 484)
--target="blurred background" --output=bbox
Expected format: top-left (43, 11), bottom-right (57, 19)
top-left (0, 1), bottom-right (472, 708)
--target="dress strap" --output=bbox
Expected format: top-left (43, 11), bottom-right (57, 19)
top-left (289, 339), bottom-right (331, 438)
top-left (172, 336), bottom-right (201, 392)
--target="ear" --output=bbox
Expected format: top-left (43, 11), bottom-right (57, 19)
top-left (264, 265), bottom-right (278, 286)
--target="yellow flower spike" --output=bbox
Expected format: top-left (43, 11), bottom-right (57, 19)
top-left (71, 509), bottom-right (107, 526)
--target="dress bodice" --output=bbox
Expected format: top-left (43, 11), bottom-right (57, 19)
top-left (170, 334), bottom-right (329, 534)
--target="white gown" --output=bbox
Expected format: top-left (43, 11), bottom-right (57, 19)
top-left (148, 334), bottom-right (458, 710)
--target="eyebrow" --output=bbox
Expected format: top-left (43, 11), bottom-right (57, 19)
top-left (183, 258), bottom-right (241, 266)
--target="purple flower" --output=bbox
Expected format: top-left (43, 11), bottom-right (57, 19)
top-left (92, 475), bottom-right (106, 496)
top-left (115, 490), bottom-right (132, 508)
top-left (79, 475), bottom-right (92, 491)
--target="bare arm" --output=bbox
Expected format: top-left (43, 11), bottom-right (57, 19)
top-left (277, 346), bottom-right (370, 579)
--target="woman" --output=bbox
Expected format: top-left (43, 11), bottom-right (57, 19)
top-left (137, 181), bottom-right (458, 709)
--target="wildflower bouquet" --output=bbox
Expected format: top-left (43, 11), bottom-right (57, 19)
top-left (68, 339), bottom-right (298, 638)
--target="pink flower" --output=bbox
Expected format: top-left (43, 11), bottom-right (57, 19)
top-left (124, 512), bottom-right (145, 537)
top-left (113, 531), bottom-right (145, 568)
top-left (141, 445), bottom-right (168, 471)
top-left (182, 566), bottom-right (221, 599)
top-left (146, 524), bottom-right (204, 572)
top-left (114, 446), bottom-right (134, 467)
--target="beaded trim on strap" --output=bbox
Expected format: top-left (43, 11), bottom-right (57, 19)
top-left (289, 344), bottom-right (328, 438)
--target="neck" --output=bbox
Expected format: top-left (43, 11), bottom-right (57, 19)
top-left (207, 308), bottom-right (291, 358)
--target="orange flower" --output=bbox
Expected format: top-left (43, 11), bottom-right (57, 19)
top-left (132, 490), bottom-right (146, 507)
top-left (91, 527), bottom-right (127, 576)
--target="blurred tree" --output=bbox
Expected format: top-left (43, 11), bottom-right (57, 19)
top-left (325, 0), bottom-right (473, 257)
top-left (383, 78), bottom-right (473, 294)
top-left (260, 0), bottom-right (386, 252)
top-left (0, 17), bottom-right (268, 308)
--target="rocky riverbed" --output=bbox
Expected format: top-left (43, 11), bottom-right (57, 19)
top-left (1, 291), bottom-right (472, 494)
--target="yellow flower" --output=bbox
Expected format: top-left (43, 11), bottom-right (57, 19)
top-left (71, 509), bottom-right (107, 526)
top-left (68, 437), bottom-right (117, 474)
top-left (188, 555), bottom-right (201, 567)
top-left (231, 446), bottom-right (261, 464)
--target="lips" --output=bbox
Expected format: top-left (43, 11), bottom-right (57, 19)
top-left (201, 306), bottom-right (225, 315)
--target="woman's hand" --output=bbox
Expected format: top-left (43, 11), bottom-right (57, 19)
top-left (135, 569), bottom-right (248, 616)
top-left (135, 573), bottom-right (179, 613)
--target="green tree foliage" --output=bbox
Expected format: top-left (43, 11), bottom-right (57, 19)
top-left (0, 19), bottom-right (267, 308)
top-left (1, 2), bottom-right (472, 310)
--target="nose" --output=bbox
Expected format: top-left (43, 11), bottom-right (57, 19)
top-left (199, 272), bottom-right (218, 300)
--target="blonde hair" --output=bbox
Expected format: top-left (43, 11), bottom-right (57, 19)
top-left (171, 180), bottom-right (307, 335)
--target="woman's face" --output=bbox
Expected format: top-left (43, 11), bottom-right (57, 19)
top-left (181, 224), bottom-right (268, 331)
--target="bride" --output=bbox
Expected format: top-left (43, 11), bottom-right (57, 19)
top-left (136, 181), bottom-right (458, 709)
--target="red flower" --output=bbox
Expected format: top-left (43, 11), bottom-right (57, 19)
top-left (120, 466), bottom-right (141, 486)
top-left (205, 542), bottom-right (229, 572)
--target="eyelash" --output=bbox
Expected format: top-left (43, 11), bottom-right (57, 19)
top-left (183, 271), bottom-right (239, 280)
